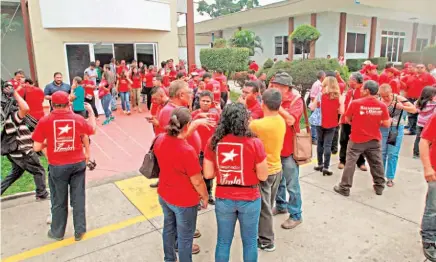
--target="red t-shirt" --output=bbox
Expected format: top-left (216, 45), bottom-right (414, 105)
top-left (421, 113), bottom-right (436, 171)
top-left (204, 135), bottom-right (266, 201)
top-left (281, 93), bottom-right (303, 157)
top-left (389, 78), bottom-right (401, 94)
top-left (191, 109), bottom-right (220, 152)
top-left (321, 94), bottom-right (340, 128)
top-left (379, 71), bottom-right (390, 85)
top-left (32, 110), bottom-right (94, 165)
top-left (155, 135), bottom-right (202, 207)
top-left (144, 72), bottom-right (155, 87)
top-left (406, 72), bottom-right (436, 99)
top-left (116, 66), bottom-right (128, 76)
top-left (214, 75), bottom-right (228, 92)
top-left (17, 86), bottom-right (45, 120)
top-left (10, 79), bottom-right (21, 90)
top-left (341, 87), bottom-right (362, 124)
top-left (157, 102), bottom-right (201, 154)
top-left (248, 101), bottom-right (264, 120)
top-left (118, 78), bottom-right (130, 92)
top-left (345, 96), bottom-right (390, 143)
top-left (82, 79), bottom-right (95, 98)
top-left (249, 63), bottom-right (259, 72)
top-left (131, 74), bottom-right (142, 89)
top-left (205, 80), bottom-right (221, 103)
top-left (98, 80), bottom-right (110, 98)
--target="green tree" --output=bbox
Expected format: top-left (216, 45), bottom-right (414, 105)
top-left (213, 38), bottom-right (227, 48)
top-left (228, 29), bottom-right (263, 56)
top-left (289, 24), bottom-right (321, 60)
top-left (197, 0), bottom-right (259, 18)
top-left (1, 13), bottom-right (21, 38)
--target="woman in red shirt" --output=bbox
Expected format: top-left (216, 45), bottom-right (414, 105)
top-left (116, 70), bottom-right (132, 115)
top-left (154, 107), bottom-right (209, 262)
top-left (203, 103), bottom-right (268, 262)
top-left (99, 72), bottom-right (114, 125)
top-left (82, 73), bottom-right (99, 119)
top-left (311, 77), bottom-right (345, 176)
top-left (130, 67), bottom-right (143, 113)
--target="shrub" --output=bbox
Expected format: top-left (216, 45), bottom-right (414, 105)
top-left (263, 58), bottom-right (274, 69)
top-left (228, 29), bottom-right (263, 56)
top-left (289, 24), bottom-right (321, 59)
top-left (346, 57), bottom-right (388, 72)
top-left (422, 45), bottom-right (436, 65)
top-left (232, 71), bottom-right (248, 87)
top-left (213, 38), bottom-right (227, 48)
top-left (401, 52), bottom-right (423, 64)
top-left (200, 48), bottom-right (249, 73)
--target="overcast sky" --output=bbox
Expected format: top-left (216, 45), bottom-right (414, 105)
top-left (177, 0), bottom-right (284, 27)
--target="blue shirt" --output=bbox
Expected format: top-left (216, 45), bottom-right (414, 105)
top-left (44, 81), bottom-right (71, 96)
top-left (72, 86), bottom-right (85, 111)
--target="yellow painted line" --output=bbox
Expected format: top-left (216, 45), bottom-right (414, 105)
top-left (115, 176), bottom-right (163, 218)
top-left (2, 215), bottom-right (146, 262)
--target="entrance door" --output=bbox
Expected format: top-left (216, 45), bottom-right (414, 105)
top-left (135, 43), bottom-right (157, 68)
top-left (65, 44), bottom-right (91, 84)
top-left (93, 43), bottom-right (114, 66)
top-left (114, 44), bottom-right (135, 64)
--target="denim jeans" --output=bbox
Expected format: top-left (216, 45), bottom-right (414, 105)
top-left (380, 125), bottom-right (404, 180)
top-left (119, 91), bottom-right (131, 112)
top-left (413, 126), bottom-right (424, 157)
top-left (311, 124), bottom-right (317, 141)
top-left (159, 196), bottom-right (198, 262)
top-left (276, 155), bottom-right (302, 220)
top-left (215, 198), bottom-right (261, 262)
top-left (101, 94), bottom-right (112, 119)
top-left (111, 88), bottom-right (118, 110)
top-left (421, 182), bottom-right (436, 243)
top-left (316, 126), bottom-right (336, 168)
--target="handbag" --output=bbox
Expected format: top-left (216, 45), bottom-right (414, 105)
top-left (139, 134), bottom-right (162, 179)
top-left (308, 93), bottom-right (322, 126)
top-left (387, 96), bottom-right (403, 146)
top-left (291, 96), bottom-right (313, 165)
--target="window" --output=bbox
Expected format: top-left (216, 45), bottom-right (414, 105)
top-left (65, 44), bottom-right (91, 85)
top-left (346, 33), bottom-right (366, 53)
top-left (294, 42), bottom-right (310, 55)
top-left (416, 38), bottom-right (428, 51)
top-left (93, 43), bottom-right (114, 66)
top-left (274, 36), bottom-right (288, 55)
top-left (135, 43), bottom-right (158, 68)
top-left (380, 31), bottom-right (405, 62)
top-left (114, 44), bottom-right (135, 63)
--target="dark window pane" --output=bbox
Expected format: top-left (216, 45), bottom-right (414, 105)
top-left (392, 37), bottom-right (399, 62)
top-left (398, 38), bottom-right (404, 62)
top-left (388, 31), bottom-right (393, 35)
top-left (387, 37), bottom-right (393, 62)
top-left (136, 44), bottom-right (155, 67)
top-left (66, 44), bottom-right (90, 84)
top-left (304, 42), bottom-right (311, 54)
top-left (114, 44), bottom-right (134, 63)
top-left (275, 36), bottom-right (283, 55)
top-left (94, 44), bottom-right (113, 67)
top-left (294, 44), bottom-right (302, 54)
top-left (382, 30), bottom-right (387, 35)
top-left (283, 36), bottom-right (289, 55)
top-left (346, 33), bottom-right (356, 53)
top-left (380, 37), bottom-right (387, 58)
top-left (356, 34), bottom-right (365, 53)
top-left (400, 32), bottom-right (406, 36)
top-left (394, 32), bottom-right (399, 36)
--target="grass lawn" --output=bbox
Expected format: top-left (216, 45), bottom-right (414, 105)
top-left (1, 156), bottom-right (48, 196)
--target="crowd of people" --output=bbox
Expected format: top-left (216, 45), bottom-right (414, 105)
top-left (1, 56), bottom-right (435, 262)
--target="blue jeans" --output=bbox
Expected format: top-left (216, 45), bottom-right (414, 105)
top-left (215, 198), bottom-right (261, 262)
top-left (316, 126), bottom-right (336, 168)
top-left (311, 124), bottom-right (317, 141)
top-left (276, 155), bottom-right (302, 220)
top-left (119, 91), bottom-right (130, 112)
top-left (159, 196), bottom-right (198, 262)
top-left (380, 125), bottom-right (404, 180)
top-left (101, 94), bottom-right (112, 119)
top-left (422, 182), bottom-right (436, 243)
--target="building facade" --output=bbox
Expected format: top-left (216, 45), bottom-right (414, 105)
top-left (180, 0), bottom-right (436, 66)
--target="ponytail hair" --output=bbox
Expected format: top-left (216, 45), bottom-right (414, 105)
top-left (166, 107), bottom-right (191, 137)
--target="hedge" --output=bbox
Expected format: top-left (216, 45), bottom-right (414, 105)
top-left (422, 45), bottom-right (436, 65)
top-left (345, 57), bottom-right (388, 72)
top-left (401, 52), bottom-right (423, 64)
top-left (200, 48), bottom-right (249, 73)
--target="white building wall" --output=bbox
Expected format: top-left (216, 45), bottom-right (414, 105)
top-left (374, 19), bottom-right (414, 57)
top-left (344, 14), bottom-right (372, 59)
top-left (316, 12), bottom-right (340, 59)
top-left (417, 23), bottom-right (433, 42)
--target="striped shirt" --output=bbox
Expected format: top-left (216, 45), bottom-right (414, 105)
top-left (4, 111), bottom-right (33, 158)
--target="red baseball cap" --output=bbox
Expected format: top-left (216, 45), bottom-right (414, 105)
top-left (386, 67), bottom-right (400, 76)
top-left (52, 91), bottom-right (69, 105)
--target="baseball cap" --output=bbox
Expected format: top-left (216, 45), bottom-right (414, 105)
top-left (271, 72), bottom-right (293, 86)
top-left (52, 91), bottom-right (69, 105)
top-left (386, 67), bottom-right (400, 76)
top-left (363, 60), bottom-right (372, 65)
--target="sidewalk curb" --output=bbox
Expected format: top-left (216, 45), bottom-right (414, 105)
top-left (1, 191), bottom-right (35, 202)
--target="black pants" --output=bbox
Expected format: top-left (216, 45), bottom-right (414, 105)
top-left (49, 161), bottom-right (87, 238)
top-left (199, 152), bottom-right (213, 195)
top-left (316, 126), bottom-right (336, 168)
top-left (85, 96), bottom-right (98, 118)
top-left (339, 124), bottom-right (366, 166)
top-left (331, 115), bottom-right (341, 153)
top-left (74, 110), bottom-right (87, 119)
top-left (407, 98), bottom-right (418, 134)
top-left (143, 87), bottom-right (152, 111)
top-left (1, 153), bottom-right (47, 197)
top-left (413, 126), bottom-right (424, 157)
top-left (221, 92), bottom-right (228, 106)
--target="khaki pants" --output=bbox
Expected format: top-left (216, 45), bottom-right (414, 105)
top-left (339, 140), bottom-right (385, 193)
top-left (131, 88), bottom-right (141, 108)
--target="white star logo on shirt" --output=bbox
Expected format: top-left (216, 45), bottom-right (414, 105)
top-left (58, 124), bottom-right (72, 135)
top-left (221, 149), bottom-right (238, 163)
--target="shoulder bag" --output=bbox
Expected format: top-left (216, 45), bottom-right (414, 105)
top-left (139, 134), bottom-right (162, 179)
top-left (291, 96), bottom-right (313, 165)
top-left (387, 95), bottom-right (403, 146)
top-left (309, 93), bottom-right (322, 127)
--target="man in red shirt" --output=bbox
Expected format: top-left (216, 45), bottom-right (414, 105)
top-left (148, 85), bottom-right (169, 133)
top-left (214, 69), bottom-right (228, 106)
top-left (203, 72), bottom-right (222, 107)
top-left (239, 81), bottom-right (264, 119)
top-left (142, 65), bottom-right (156, 111)
top-left (10, 70), bottom-right (25, 89)
top-left (17, 79), bottom-right (45, 120)
top-left (116, 60), bottom-right (128, 78)
top-left (249, 60), bottom-right (259, 72)
top-left (362, 64), bottom-right (380, 82)
top-left (32, 91), bottom-right (96, 242)
top-left (419, 113), bottom-right (436, 261)
top-left (338, 72), bottom-right (367, 171)
top-left (191, 90), bottom-right (220, 205)
top-left (404, 64), bottom-right (436, 135)
top-left (378, 63), bottom-right (394, 85)
top-left (248, 70), bottom-right (257, 81)
top-left (269, 72), bottom-right (304, 229)
top-left (334, 80), bottom-right (391, 197)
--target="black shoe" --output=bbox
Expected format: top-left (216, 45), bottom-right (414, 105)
top-left (75, 232), bottom-right (85, 241)
top-left (87, 160), bottom-right (97, 171)
top-left (208, 197), bottom-right (215, 205)
top-left (373, 185), bottom-right (384, 196)
top-left (423, 242), bottom-right (436, 262)
top-left (331, 150), bottom-right (338, 155)
top-left (333, 185), bottom-right (350, 197)
top-left (322, 168), bottom-right (333, 176)
top-left (36, 193), bottom-right (50, 202)
top-left (259, 243), bottom-right (276, 252)
top-left (149, 181), bottom-right (159, 188)
top-left (314, 166), bottom-right (323, 172)
top-left (47, 230), bottom-right (63, 241)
